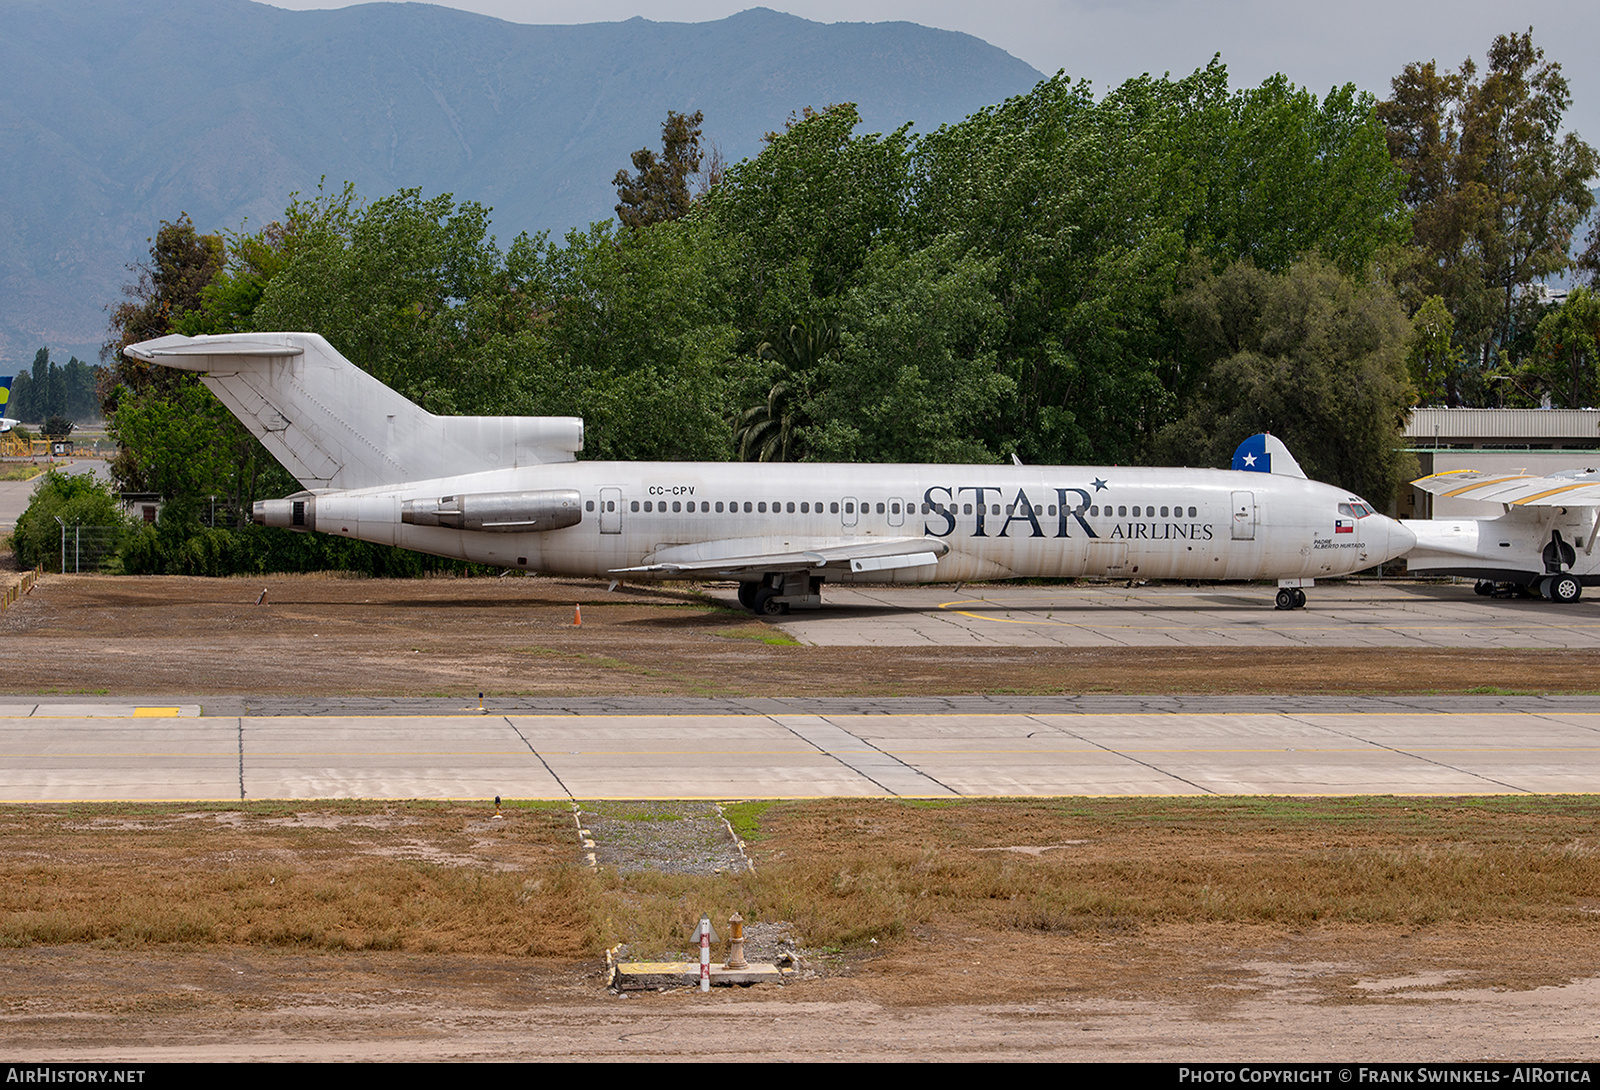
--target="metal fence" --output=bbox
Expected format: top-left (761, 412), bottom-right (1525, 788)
top-left (54, 524), bottom-right (125, 573)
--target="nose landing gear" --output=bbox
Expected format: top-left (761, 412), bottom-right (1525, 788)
top-left (1275, 587), bottom-right (1307, 610)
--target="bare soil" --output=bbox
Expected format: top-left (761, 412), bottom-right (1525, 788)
top-left (4, 573), bottom-right (1600, 1060)
top-left (3, 572), bottom-right (1599, 696)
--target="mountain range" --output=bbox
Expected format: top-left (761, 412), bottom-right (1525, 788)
top-left (0, 0), bottom-right (1043, 369)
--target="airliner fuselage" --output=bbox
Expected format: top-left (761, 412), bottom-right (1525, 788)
top-left (125, 332), bottom-right (1415, 613)
top-left (277, 460), bottom-right (1410, 587)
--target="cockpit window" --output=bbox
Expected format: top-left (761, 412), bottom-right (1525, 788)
top-left (1338, 502), bottom-right (1375, 519)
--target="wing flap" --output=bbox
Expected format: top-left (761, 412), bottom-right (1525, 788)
top-left (610, 535), bottom-right (949, 577)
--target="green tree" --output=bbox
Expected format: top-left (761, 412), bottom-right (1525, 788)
top-left (1154, 257), bottom-right (1416, 508)
top-left (30, 348), bottom-right (52, 417)
top-left (809, 246), bottom-right (1011, 464)
top-left (175, 221), bottom-right (293, 337)
top-left (101, 215), bottom-right (225, 407)
top-left (252, 185), bottom-right (537, 415)
top-left (10, 471), bottom-right (130, 572)
top-left (614, 110), bottom-right (705, 229)
top-left (701, 103), bottom-right (915, 317)
top-left (537, 217), bottom-right (746, 459)
top-left (1516, 287), bottom-right (1600, 408)
top-left (908, 66), bottom-right (1405, 466)
top-left (735, 379), bottom-right (807, 463)
top-left (1189, 71), bottom-right (1409, 275)
top-left (1406, 295), bottom-right (1470, 405)
top-left (1380, 30), bottom-right (1598, 374)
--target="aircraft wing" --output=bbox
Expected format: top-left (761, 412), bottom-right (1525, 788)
top-left (610, 535), bottom-right (949, 578)
top-left (1412, 468), bottom-right (1600, 507)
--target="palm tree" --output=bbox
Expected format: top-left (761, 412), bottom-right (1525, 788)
top-left (733, 319), bottom-right (841, 462)
top-left (735, 379), bottom-right (804, 462)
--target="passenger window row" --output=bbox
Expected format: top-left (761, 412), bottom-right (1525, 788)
top-left (580, 499), bottom-right (1202, 518)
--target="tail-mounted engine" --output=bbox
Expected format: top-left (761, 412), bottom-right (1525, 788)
top-left (400, 490), bottom-right (582, 532)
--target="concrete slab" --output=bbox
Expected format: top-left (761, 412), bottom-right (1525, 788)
top-left (751, 582), bottom-right (1600, 648)
top-left (0, 716), bottom-right (239, 800)
top-left (242, 715), bottom-right (560, 800)
top-left (3, 706), bottom-right (1597, 801)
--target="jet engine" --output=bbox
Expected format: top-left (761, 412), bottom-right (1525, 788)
top-left (400, 490), bottom-right (583, 532)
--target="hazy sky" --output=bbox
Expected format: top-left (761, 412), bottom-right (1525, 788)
top-left (265, 0), bottom-right (1600, 147)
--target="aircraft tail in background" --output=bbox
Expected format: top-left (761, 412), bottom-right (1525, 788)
top-left (0, 375), bottom-right (17, 432)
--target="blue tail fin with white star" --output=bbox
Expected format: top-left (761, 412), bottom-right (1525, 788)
top-left (1231, 433), bottom-right (1307, 478)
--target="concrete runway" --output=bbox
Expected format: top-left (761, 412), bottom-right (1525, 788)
top-left (3, 697), bottom-right (1598, 801)
top-left (0, 457), bottom-right (99, 532)
top-left (763, 581), bottom-right (1600, 647)
top-left (5, 581), bottom-right (1599, 801)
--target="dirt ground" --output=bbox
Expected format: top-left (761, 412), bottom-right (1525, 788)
top-left (3, 572), bottom-right (1600, 1061)
top-left (4, 571), bottom-right (1600, 696)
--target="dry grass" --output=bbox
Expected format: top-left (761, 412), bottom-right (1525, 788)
top-left (0, 801), bottom-right (602, 956)
top-left (722, 796), bottom-right (1600, 954)
top-left (3, 797), bottom-right (1597, 966)
top-left (0, 463), bottom-right (48, 483)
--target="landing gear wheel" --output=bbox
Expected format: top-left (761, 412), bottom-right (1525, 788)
top-left (737, 582), bottom-right (758, 610)
top-left (753, 587), bottom-right (788, 616)
top-left (1292, 588), bottom-right (1306, 609)
top-left (1538, 576), bottom-right (1554, 600)
top-left (1550, 574), bottom-right (1583, 604)
top-left (1275, 588), bottom-right (1297, 610)
top-left (1474, 580), bottom-right (1493, 596)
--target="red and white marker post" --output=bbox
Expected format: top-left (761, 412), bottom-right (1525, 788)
top-left (698, 915), bottom-right (712, 992)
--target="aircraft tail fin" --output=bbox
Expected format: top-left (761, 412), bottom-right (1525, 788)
top-left (0, 374), bottom-right (12, 430)
top-left (1231, 433), bottom-right (1307, 478)
top-left (124, 333), bottom-right (583, 491)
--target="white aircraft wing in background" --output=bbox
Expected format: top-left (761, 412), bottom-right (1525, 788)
top-left (1411, 467), bottom-right (1600, 507)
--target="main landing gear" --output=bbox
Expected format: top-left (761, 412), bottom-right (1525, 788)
top-left (738, 574), bottom-right (824, 615)
top-left (1274, 587), bottom-right (1307, 610)
top-left (1540, 574), bottom-right (1583, 603)
top-left (1473, 577), bottom-right (1582, 602)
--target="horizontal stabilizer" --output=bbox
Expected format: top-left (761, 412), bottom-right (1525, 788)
top-left (126, 333), bottom-right (583, 491)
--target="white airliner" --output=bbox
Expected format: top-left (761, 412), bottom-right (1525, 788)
top-left (1405, 469), bottom-right (1600, 603)
top-left (125, 333), bottom-right (1416, 612)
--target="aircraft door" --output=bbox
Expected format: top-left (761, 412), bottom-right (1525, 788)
top-left (1230, 491), bottom-right (1256, 541)
top-left (841, 497), bottom-right (859, 528)
top-left (888, 497), bottom-right (906, 528)
top-left (599, 487), bottom-right (622, 535)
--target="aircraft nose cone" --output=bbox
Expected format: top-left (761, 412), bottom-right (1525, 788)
top-left (1383, 514), bottom-right (1417, 560)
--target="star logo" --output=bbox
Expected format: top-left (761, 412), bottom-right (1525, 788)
top-left (1243, 453), bottom-right (1257, 467)
top-left (1091, 478), bottom-right (1108, 491)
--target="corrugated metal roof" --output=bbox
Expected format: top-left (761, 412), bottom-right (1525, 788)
top-left (1405, 407), bottom-right (1600, 441)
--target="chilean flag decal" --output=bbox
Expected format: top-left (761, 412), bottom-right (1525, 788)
top-left (1334, 519), bottom-right (1353, 534)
